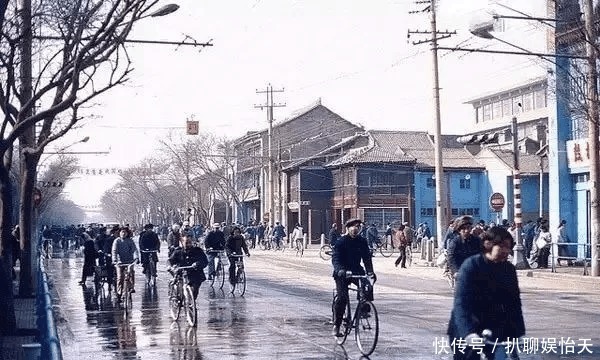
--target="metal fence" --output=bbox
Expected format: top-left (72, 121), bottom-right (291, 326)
top-left (549, 242), bottom-right (591, 275)
top-left (37, 257), bottom-right (63, 360)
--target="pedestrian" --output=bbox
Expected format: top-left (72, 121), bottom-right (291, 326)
top-left (403, 222), bottom-right (414, 249)
top-left (447, 226), bottom-right (525, 360)
top-left (167, 224), bottom-right (182, 256)
top-left (393, 224), bottom-right (409, 268)
top-left (79, 232), bottom-right (97, 285)
top-left (272, 221), bottom-right (286, 249)
top-left (329, 223), bottom-right (340, 248)
top-left (530, 223), bottom-right (551, 268)
top-left (366, 223), bottom-right (379, 250)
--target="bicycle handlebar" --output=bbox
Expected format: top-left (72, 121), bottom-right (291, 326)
top-left (116, 262), bottom-right (136, 270)
top-left (140, 249), bottom-right (159, 253)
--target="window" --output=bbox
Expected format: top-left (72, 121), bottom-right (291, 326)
top-left (522, 92), bottom-right (533, 112)
top-left (426, 178), bottom-right (435, 188)
top-left (459, 179), bottom-right (471, 189)
top-left (451, 208), bottom-right (480, 216)
top-left (512, 95), bottom-right (522, 114)
top-left (534, 89), bottom-right (546, 109)
top-left (493, 101), bottom-right (503, 119)
top-left (482, 104), bottom-right (492, 121)
top-left (502, 99), bottom-right (512, 117)
top-left (420, 208), bottom-right (436, 216)
top-left (476, 106), bottom-right (483, 123)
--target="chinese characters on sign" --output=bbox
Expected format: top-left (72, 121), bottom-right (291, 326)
top-left (566, 138), bottom-right (592, 168)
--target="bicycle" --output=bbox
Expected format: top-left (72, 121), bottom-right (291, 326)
top-left (228, 254), bottom-right (247, 296)
top-left (168, 264), bottom-right (198, 327)
top-left (319, 244), bottom-right (333, 260)
top-left (206, 249), bottom-right (225, 289)
top-left (93, 251), bottom-right (113, 294)
top-left (140, 249), bottom-right (159, 287)
top-left (372, 236), bottom-right (395, 258)
top-left (116, 262), bottom-right (136, 318)
top-left (293, 238), bottom-right (304, 257)
top-left (332, 272), bottom-right (379, 356)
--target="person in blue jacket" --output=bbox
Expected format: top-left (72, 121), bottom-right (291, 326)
top-left (331, 218), bottom-right (375, 337)
top-left (447, 226), bottom-right (525, 360)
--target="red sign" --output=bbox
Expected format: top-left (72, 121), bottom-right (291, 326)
top-left (489, 192), bottom-right (505, 212)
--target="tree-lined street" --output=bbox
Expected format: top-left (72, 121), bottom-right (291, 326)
top-left (46, 247), bottom-right (600, 359)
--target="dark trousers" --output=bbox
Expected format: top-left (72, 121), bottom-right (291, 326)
top-left (394, 245), bottom-right (407, 267)
top-left (333, 277), bottom-right (360, 327)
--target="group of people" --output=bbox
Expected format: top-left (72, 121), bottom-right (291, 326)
top-left (327, 215), bottom-right (526, 359)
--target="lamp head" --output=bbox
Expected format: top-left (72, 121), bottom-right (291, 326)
top-left (150, 4), bottom-right (179, 17)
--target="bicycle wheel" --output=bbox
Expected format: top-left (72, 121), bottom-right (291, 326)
top-left (378, 240), bottom-right (394, 258)
top-left (234, 268), bottom-right (246, 296)
top-left (48, 243), bottom-right (53, 259)
top-left (146, 261), bottom-right (154, 286)
top-left (123, 277), bottom-right (132, 317)
top-left (169, 282), bottom-right (182, 320)
top-left (319, 245), bottom-right (332, 261)
top-left (209, 260), bottom-right (216, 287)
top-left (215, 261), bottom-right (225, 289)
top-left (355, 301), bottom-right (379, 356)
top-left (335, 297), bottom-right (351, 345)
top-left (184, 285), bottom-right (197, 327)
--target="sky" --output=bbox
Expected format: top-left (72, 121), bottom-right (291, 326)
top-left (52, 0), bottom-right (552, 211)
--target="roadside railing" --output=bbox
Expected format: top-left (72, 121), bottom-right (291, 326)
top-left (37, 256), bottom-right (62, 360)
top-left (550, 242), bottom-right (591, 275)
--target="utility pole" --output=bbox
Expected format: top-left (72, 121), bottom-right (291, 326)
top-left (408, 0), bottom-right (456, 244)
top-left (584, 0), bottom-right (599, 276)
top-left (255, 84), bottom-right (285, 226)
top-left (511, 116), bottom-right (528, 269)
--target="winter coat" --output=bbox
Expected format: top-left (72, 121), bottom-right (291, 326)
top-left (169, 246), bottom-right (208, 285)
top-left (331, 234), bottom-right (373, 277)
top-left (82, 238), bottom-right (98, 277)
top-left (204, 230), bottom-right (226, 250)
top-left (226, 234), bottom-right (250, 256)
top-left (446, 233), bottom-right (481, 274)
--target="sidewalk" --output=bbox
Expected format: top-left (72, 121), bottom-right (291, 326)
top-left (0, 266), bottom-right (40, 360)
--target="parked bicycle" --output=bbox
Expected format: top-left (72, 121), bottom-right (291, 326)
top-left (206, 249), bottom-right (225, 289)
top-left (116, 262), bottom-right (136, 318)
top-left (372, 236), bottom-right (395, 258)
top-left (229, 254), bottom-right (247, 296)
top-left (141, 249), bottom-right (158, 287)
top-left (331, 272), bottom-right (379, 356)
top-left (168, 264), bottom-right (198, 327)
top-left (319, 244), bottom-right (333, 260)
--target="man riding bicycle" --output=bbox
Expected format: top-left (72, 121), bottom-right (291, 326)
top-left (111, 227), bottom-right (140, 301)
top-left (331, 218), bottom-right (375, 337)
top-left (204, 223), bottom-right (226, 280)
top-left (169, 234), bottom-right (208, 300)
top-left (139, 223), bottom-right (161, 276)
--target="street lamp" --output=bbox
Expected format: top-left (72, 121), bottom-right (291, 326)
top-left (148, 4), bottom-right (179, 18)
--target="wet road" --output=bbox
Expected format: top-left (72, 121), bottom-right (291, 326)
top-left (46, 246), bottom-right (600, 360)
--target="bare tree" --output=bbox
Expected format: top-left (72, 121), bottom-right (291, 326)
top-left (37, 155), bottom-right (79, 217)
top-left (0, 0), bottom-right (186, 332)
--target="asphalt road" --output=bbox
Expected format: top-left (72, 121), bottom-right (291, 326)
top-left (46, 245), bottom-right (600, 360)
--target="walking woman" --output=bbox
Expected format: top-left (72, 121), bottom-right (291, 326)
top-left (393, 224), bottom-right (409, 268)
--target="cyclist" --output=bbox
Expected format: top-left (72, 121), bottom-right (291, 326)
top-left (447, 226), bottom-right (524, 360)
top-left (331, 218), bottom-right (375, 337)
top-left (446, 216), bottom-right (481, 281)
top-left (139, 224), bottom-right (161, 276)
top-left (204, 223), bottom-right (226, 280)
top-left (169, 234), bottom-right (208, 300)
top-left (272, 222), bottom-right (286, 249)
top-left (225, 226), bottom-right (250, 286)
top-left (366, 223), bottom-right (379, 250)
top-left (290, 223), bottom-right (304, 248)
top-left (167, 224), bottom-right (182, 257)
top-left (111, 227), bottom-right (140, 301)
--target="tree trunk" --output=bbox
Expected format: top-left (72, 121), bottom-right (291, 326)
top-left (18, 153), bottom-right (38, 297)
top-left (0, 164), bottom-right (16, 334)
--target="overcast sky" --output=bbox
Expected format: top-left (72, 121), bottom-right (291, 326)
top-left (56, 0), bottom-right (551, 209)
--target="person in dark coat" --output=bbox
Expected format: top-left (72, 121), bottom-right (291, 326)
top-left (331, 218), bottom-right (375, 337)
top-left (328, 223), bottom-right (340, 248)
top-left (80, 232), bottom-right (98, 285)
top-left (225, 226), bottom-right (250, 286)
top-left (446, 216), bottom-right (482, 279)
top-left (138, 224), bottom-right (161, 276)
top-left (447, 226), bottom-right (525, 360)
top-left (168, 234), bottom-right (208, 300)
top-left (205, 223), bottom-right (226, 279)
